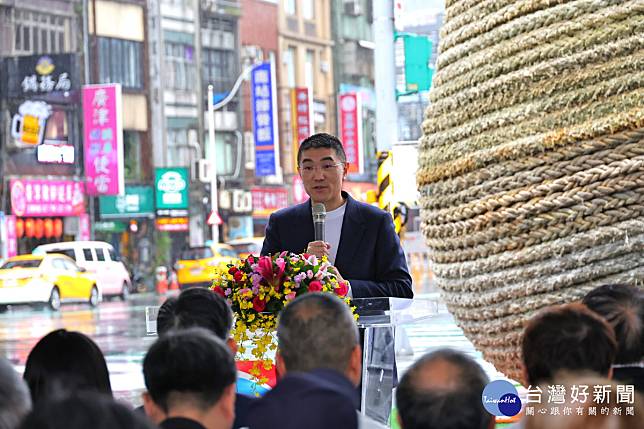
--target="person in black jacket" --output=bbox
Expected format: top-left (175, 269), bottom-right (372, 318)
top-left (142, 328), bottom-right (236, 429)
top-left (261, 133), bottom-right (413, 299)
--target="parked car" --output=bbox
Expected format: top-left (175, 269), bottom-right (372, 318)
top-left (175, 244), bottom-right (238, 289)
top-left (226, 237), bottom-right (265, 259)
top-left (0, 254), bottom-right (99, 311)
top-left (33, 241), bottom-right (131, 300)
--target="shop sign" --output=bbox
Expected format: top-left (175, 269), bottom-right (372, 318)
top-left (83, 84), bottom-right (124, 196)
top-left (156, 217), bottom-right (189, 232)
top-left (11, 100), bottom-right (51, 146)
top-left (94, 221), bottom-right (127, 233)
top-left (1, 214), bottom-right (18, 258)
top-left (338, 92), bottom-right (364, 174)
top-left (79, 213), bottom-right (90, 241)
top-left (292, 175), bottom-right (308, 204)
top-left (9, 179), bottom-right (85, 217)
top-left (4, 54), bottom-right (76, 98)
top-left (155, 168), bottom-right (189, 209)
top-left (251, 62), bottom-right (279, 177)
top-left (99, 186), bottom-right (154, 218)
top-left (290, 87), bottom-right (313, 169)
top-left (251, 187), bottom-right (288, 218)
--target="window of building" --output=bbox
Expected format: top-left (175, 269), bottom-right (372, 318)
top-left (123, 131), bottom-right (141, 180)
top-left (302, 0), bottom-right (314, 20)
top-left (305, 49), bottom-right (315, 92)
top-left (98, 37), bottom-right (143, 89)
top-left (14, 10), bottom-right (69, 54)
top-left (167, 128), bottom-right (192, 166)
top-left (285, 0), bottom-right (296, 15)
top-left (164, 42), bottom-right (196, 91)
top-left (202, 48), bottom-right (236, 93)
top-left (284, 46), bottom-right (296, 88)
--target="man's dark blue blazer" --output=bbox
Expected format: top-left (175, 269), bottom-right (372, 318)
top-left (261, 191), bottom-right (413, 298)
top-left (244, 369), bottom-right (359, 429)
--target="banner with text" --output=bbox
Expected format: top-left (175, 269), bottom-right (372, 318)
top-left (290, 87), bottom-right (313, 169)
top-left (9, 179), bottom-right (85, 217)
top-left (83, 83), bottom-right (124, 196)
top-left (338, 92), bottom-right (363, 174)
top-left (251, 62), bottom-right (279, 176)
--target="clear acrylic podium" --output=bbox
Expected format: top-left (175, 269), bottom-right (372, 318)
top-left (354, 297), bottom-right (439, 425)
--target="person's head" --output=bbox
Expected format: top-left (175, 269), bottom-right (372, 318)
top-left (156, 287), bottom-right (236, 353)
top-left (582, 283), bottom-right (644, 364)
top-left (524, 372), bottom-right (644, 429)
top-left (296, 133), bottom-right (348, 211)
top-left (0, 358), bottom-right (31, 429)
top-left (396, 349), bottom-right (493, 429)
top-left (276, 293), bottom-right (360, 384)
top-left (23, 329), bottom-right (112, 405)
top-left (142, 327), bottom-right (236, 428)
top-left (19, 392), bottom-right (156, 429)
top-left (522, 303), bottom-right (617, 386)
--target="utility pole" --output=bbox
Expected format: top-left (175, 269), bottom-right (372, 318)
top-left (373, 0), bottom-right (399, 151)
top-left (207, 84), bottom-right (219, 244)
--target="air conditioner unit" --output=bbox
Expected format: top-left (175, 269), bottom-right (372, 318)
top-left (232, 190), bottom-right (252, 213)
top-left (198, 159), bottom-right (212, 183)
top-left (344, 1), bottom-right (361, 16)
top-left (320, 61), bottom-right (330, 73)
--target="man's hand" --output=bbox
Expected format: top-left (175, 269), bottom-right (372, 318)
top-left (306, 240), bottom-right (330, 259)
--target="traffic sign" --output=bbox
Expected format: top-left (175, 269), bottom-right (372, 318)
top-left (207, 211), bottom-right (223, 225)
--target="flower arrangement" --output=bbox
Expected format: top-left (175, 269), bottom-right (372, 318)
top-left (211, 251), bottom-right (352, 387)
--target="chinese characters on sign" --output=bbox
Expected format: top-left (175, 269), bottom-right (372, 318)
top-left (83, 84), bottom-right (124, 196)
top-left (251, 62), bottom-right (279, 177)
top-left (9, 179), bottom-right (85, 217)
top-left (290, 87), bottom-right (313, 169)
top-left (251, 187), bottom-right (288, 218)
top-left (338, 92), bottom-right (363, 174)
top-left (21, 72), bottom-right (71, 94)
top-left (523, 384), bottom-right (636, 417)
top-left (4, 215), bottom-right (18, 258)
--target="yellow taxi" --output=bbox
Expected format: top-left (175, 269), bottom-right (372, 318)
top-left (175, 244), bottom-right (238, 289)
top-left (226, 237), bottom-right (265, 259)
top-left (0, 254), bottom-right (99, 311)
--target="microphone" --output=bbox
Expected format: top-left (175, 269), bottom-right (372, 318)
top-left (312, 203), bottom-right (326, 242)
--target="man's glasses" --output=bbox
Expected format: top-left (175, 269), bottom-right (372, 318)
top-left (299, 162), bottom-right (344, 175)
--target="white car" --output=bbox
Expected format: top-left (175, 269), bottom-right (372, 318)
top-left (33, 241), bottom-right (131, 300)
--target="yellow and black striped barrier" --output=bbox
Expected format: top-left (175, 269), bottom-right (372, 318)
top-left (365, 151), bottom-right (408, 236)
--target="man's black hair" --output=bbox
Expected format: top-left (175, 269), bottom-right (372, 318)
top-left (583, 284), bottom-right (644, 364)
top-left (297, 133), bottom-right (347, 165)
top-left (277, 293), bottom-right (358, 374)
top-left (143, 327), bottom-right (236, 413)
top-left (156, 287), bottom-right (233, 340)
top-left (522, 303), bottom-right (617, 385)
top-left (396, 349), bottom-right (492, 429)
top-left (20, 392), bottom-right (156, 429)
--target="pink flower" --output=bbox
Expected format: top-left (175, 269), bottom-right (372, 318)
top-left (307, 270), bottom-right (314, 279)
top-left (308, 280), bottom-right (323, 292)
top-left (286, 292), bottom-right (296, 301)
top-left (335, 281), bottom-right (349, 297)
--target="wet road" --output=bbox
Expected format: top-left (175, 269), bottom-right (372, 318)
top-left (0, 292), bottom-right (166, 405)
top-left (0, 289), bottom-right (513, 410)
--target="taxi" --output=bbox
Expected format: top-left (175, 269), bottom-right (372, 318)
top-left (175, 244), bottom-right (238, 289)
top-left (0, 254), bottom-right (99, 311)
top-left (226, 237), bottom-right (265, 259)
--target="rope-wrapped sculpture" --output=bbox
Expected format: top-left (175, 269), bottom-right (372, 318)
top-left (418, 0), bottom-right (644, 382)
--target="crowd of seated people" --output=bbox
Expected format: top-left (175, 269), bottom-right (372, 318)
top-left (0, 283), bottom-right (641, 429)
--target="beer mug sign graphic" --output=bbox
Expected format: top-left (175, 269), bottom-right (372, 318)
top-left (11, 100), bottom-right (52, 146)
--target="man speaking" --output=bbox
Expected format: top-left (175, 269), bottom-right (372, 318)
top-left (261, 133), bottom-right (413, 299)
